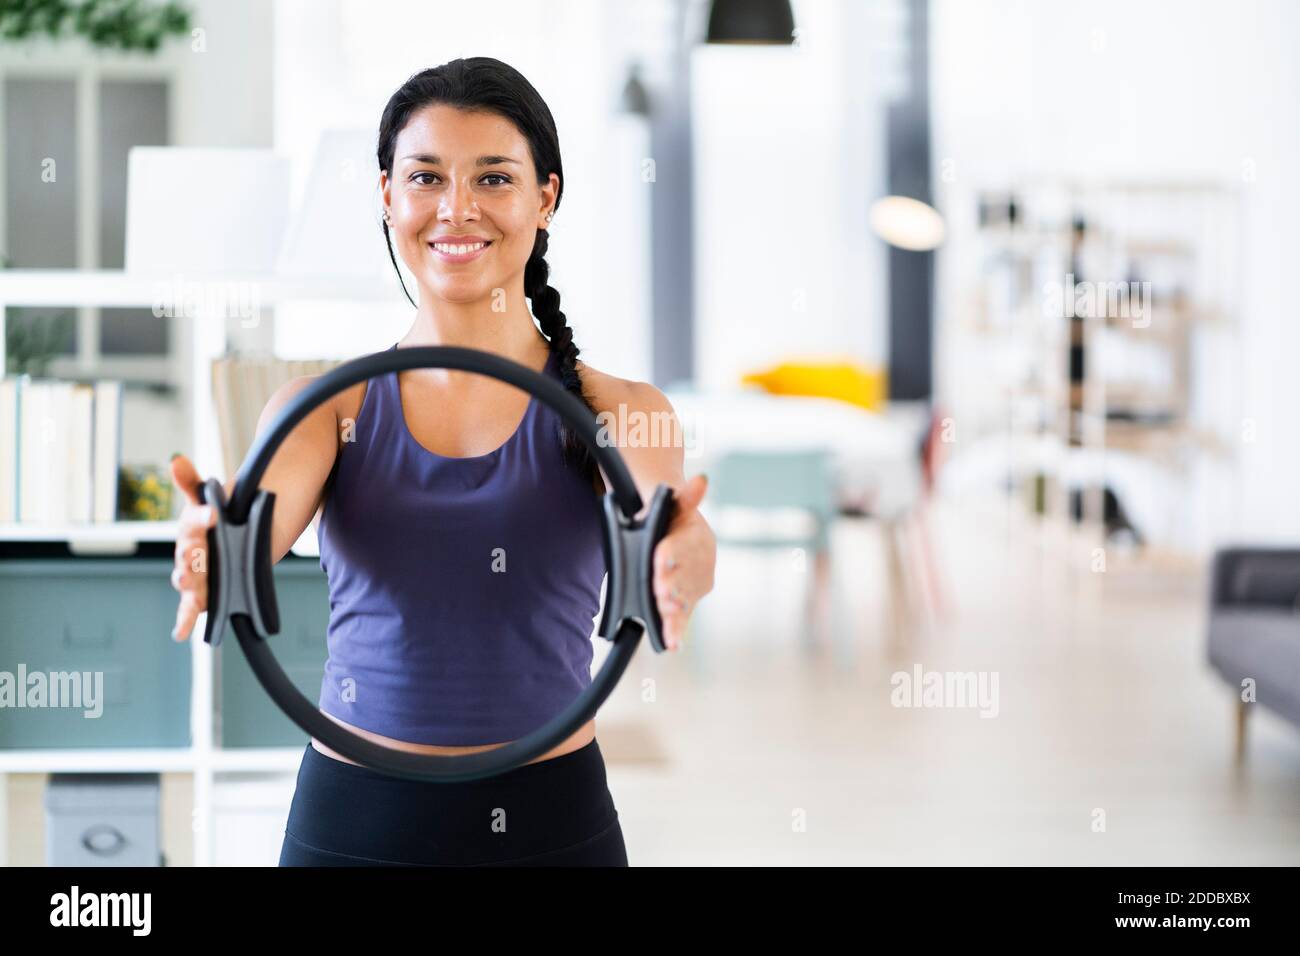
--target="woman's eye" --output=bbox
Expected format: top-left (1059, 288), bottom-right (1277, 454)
top-left (410, 172), bottom-right (509, 186)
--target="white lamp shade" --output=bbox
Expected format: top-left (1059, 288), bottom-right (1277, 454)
top-left (125, 147), bottom-right (290, 274)
top-left (869, 195), bottom-right (946, 251)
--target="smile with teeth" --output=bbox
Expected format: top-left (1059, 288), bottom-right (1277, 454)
top-left (432, 241), bottom-right (490, 255)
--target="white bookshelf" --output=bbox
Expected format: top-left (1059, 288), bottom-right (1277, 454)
top-left (954, 182), bottom-right (1243, 559)
top-left (0, 747), bottom-right (314, 774)
top-left (0, 267), bottom-right (399, 865)
top-left (0, 520), bottom-right (176, 548)
top-left (0, 269), bottom-right (394, 308)
top-left (0, 749), bottom-right (197, 774)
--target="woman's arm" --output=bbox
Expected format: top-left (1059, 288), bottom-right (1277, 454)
top-left (169, 375), bottom-right (341, 642)
top-left (254, 375), bottom-right (343, 565)
top-left (591, 377), bottom-right (717, 650)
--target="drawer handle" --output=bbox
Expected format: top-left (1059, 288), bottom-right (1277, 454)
top-left (81, 824), bottom-right (128, 856)
top-left (63, 623), bottom-right (114, 649)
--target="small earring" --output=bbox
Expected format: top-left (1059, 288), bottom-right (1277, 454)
top-left (545, 211), bottom-right (554, 222)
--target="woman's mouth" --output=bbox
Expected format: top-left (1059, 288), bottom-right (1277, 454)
top-left (429, 240), bottom-right (491, 263)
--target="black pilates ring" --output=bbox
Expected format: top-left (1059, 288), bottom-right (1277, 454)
top-left (194, 345), bottom-right (677, 783)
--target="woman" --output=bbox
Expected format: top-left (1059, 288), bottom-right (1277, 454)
top-left (168, 57), bottom-right (717, 867)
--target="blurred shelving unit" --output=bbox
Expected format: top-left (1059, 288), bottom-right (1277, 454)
top-left (0, 268), bottom-right (397, 866)
top-left (953, 181), bottom-right (1244, 568)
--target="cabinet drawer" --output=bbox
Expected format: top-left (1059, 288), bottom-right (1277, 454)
top-left (0, 558), bottom-right (190, 749)
top-left (219, 558), bottom-right (330, 748)
top-left (45, 774), bottom-right (161, 867)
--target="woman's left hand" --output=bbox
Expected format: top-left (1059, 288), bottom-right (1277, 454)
top-left (652, 474), bottom-right (717, 650)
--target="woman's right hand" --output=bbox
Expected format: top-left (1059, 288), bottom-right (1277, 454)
top-left (169, 453), bottom-right (218, 642)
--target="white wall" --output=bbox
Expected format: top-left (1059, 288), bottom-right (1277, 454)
top-left (931, 0), bottom-right (1300, 542)
top-left (270, 0), bottom-right (664, 382)
top-left (691, 0), bottom-right (888, 391)
top-left (152, 0), bottom-right (274, 470)
top-left (171, 0), bottom-right (274, 147)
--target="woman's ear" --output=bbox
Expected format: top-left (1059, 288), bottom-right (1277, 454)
top-left (538, 173), bottom-right (560, 227)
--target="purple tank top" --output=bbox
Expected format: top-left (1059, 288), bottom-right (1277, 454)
top-left (316, 343), bottom-right (607, 745)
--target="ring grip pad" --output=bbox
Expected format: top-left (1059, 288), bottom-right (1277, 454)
top-left (598, 483), bottom-right (677, 653)
top-left (198, 477), bottom-right (280, 647)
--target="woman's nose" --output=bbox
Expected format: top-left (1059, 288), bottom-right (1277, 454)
top-left (439, 179), bottom-right (479, 221)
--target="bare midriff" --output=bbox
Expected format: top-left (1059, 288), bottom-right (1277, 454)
top-left (310, 714), bottom-right (596, 768)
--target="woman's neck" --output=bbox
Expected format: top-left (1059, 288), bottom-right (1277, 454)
top-left (400, 298), bottom-right (549, 365)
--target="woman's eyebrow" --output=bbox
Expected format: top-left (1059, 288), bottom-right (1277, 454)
top-left (400, 153), bottom-right (521, 167)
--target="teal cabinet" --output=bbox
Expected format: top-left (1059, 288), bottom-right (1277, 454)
top-left (0, 555), bottom-right (191, 749)
top-left (218, 557), bottom-right (331, 748)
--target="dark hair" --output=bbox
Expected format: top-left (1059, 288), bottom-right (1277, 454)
top-left (376, 57), bottom-right (597, 486)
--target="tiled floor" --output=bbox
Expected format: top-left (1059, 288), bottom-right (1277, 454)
top-left (596, 493), bottom-right (1300, 865)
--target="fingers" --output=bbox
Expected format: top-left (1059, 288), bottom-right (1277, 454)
top-left (653, 548), bottom-right (696, 652)
top-left (671, 473), bottom-right (709, 517)
top-left (171, 486), bottom-right (217, 642)
top-left (654, 581), bottom-right (692, 620)
top-left (169, 453), bottom-right (204, 506)
top-left (658, 592), bottom-right (692, 651)
top-left (170, 533), bottom-right (210, 593)
top-left (178, 497), bottom-right (216, 536)
top-left (175, 504), bottom-right (216, 570)
top-left (172, 592), bottom-right (203, 643)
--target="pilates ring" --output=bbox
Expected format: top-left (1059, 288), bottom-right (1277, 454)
top-left (195, 346), bottom-right (676, 783)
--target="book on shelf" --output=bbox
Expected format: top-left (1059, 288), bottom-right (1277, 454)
top-left (210, 352), bottom-right (343, 481)
top-left (0, 375), bottom-right (123, 524)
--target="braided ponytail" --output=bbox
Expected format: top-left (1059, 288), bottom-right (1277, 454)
top-left (524, 227), bottom-right (599, 487)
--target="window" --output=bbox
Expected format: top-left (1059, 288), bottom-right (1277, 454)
top-left (2, 68), bottom-right (173, 382)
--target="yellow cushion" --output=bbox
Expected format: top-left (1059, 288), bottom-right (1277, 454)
top-left (741, 360), bottom-right (888, 411)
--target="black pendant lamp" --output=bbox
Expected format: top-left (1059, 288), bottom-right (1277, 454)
top-left (705, 0), bottom-right (796, 44)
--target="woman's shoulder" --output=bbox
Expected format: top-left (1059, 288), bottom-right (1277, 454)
top-left (574, 360), bottom-right (689, 496)
top-left (262, 372), bottom-right (368, 443)
top-left (574, 360), bottom-right (687, 476)
top-left (575, 359), bottom-right (677, 421)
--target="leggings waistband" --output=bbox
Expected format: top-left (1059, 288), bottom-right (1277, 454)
top-left (283, 738), bottom-right (620, 866)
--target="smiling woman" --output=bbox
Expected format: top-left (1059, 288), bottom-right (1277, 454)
top-left (167, 55), bottom-right (715, 870)
top-left (271, 59), bottom-right (633, 867)
top-left (243, 56), bottom-right (714, 870)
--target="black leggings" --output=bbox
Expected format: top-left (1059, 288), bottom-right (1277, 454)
top-left (278, 738), bottom-right (628, 867)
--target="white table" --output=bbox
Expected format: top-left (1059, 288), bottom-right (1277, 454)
top-left (662, 387), bottom-right (936, 645)
top-left (663, 387), bottom-right (928, 519)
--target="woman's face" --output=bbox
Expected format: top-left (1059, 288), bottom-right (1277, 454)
top-left (381, 104), bottom-right (558, 306)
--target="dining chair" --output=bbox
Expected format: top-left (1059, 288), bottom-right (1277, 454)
top-left (698, 448), bottom-right (839, 655)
